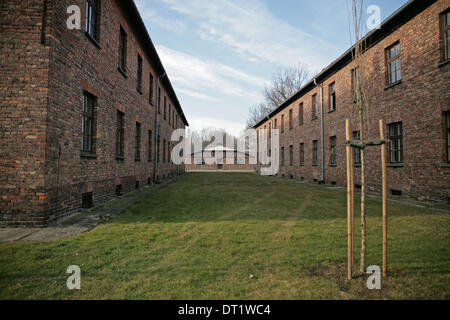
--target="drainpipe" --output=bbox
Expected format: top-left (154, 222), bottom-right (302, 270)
top-left (314, 78), bottom-right (325, 184)
top-left (154, 73), bottom-right (166, 183)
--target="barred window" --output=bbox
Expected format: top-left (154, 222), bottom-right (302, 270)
top-left (82, 92), bottom-right (95, 153)
top-left (149, 73), bottom-right (154, 104)
top-left (281, 147), bottom-right (285, 166)
top-left (289, 109), bottom-right (293, 129)
top-left (137, 55), bottom-right (143, 92)
top-left (353, 131), bottom-right (361, 165)
top-left (116, 111), bottom-right (124, 158)
top-left (441, 10), bottom-right (450, 61)
top-left (163, 138), bottom-right (166, 163)
top-left (351, 67), bottom-right (360, 101)
top-left (85, 0), bottom-right (99, 40)
top-left (299, 103), bottom-right (304, 126)
top-left (299, 143), bottom-right (304, 166)
top-left (330, 136), bottom-right (337, 165)
top-left (445, 112), bottom-right (450, 163)
top-left (312, 94), bottom-right (318, 119)
top-left (386, 42), bottom-right (401, 85)
top-left (135, 122), bottom-right (141, 161)
top-left (289, 145), bottom-right (294, 166)
top-left (164, 97), bottom-right (167, 120)
top-left (148, 130), bottom-right (152, 162)
top-left (329, 82), bottom-right (336, 111)
top-left (389, 122), bottom-right (403, 163)
top-left (118, 27), bottom-right (127, 72)
top-left (313, 140), bottom-right (318, 165)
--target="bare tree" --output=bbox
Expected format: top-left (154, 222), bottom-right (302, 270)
top-left (246, 64), bottom-right (310, 128)
top-left (263, 64), bottom-right (310, 110)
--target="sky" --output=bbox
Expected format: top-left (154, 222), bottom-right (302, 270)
top-left (135, 0), bottom-right (409, 136)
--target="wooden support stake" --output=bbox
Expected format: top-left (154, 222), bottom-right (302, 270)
top-left (350, 145), bottom-right (354, 266)
top-left (346, 119), bottom-right (352, 280)
top-left (380, 120), bottom-right (388, 277)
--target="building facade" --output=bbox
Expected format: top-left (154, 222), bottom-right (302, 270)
top-left (0, 0), bottom-right (188, 226)
top-left (185, 147), bottom-right (254, 172)
top-left (255, 0), bottom-right (449, 202)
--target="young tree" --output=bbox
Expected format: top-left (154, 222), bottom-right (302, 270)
top-left (350, 0), bottom-right (368, 274)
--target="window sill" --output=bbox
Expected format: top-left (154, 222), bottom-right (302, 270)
top-left (328, 109), bottom-right (336, 114)
top-left (85, 32), bottom-right (101, 49)
top-left (354, 164), bottom-right (361, 168)
top-left (439, 163), bottom-right (450, 168)
top-left (387, 163), bottom-right (404, 168)
top-left (81, 152), bottom-right (97, 159)
top-left (312, 164), bottom-right (318, 167)
top-left (116, 155), bottom-right (125, 161)
top-left (329, 164), bottom-right (337, 167)
top-left (384, 80), bottom-right (402, 91)
top-left (312, 117), bottom-right (318, 121)
top-left (149, 100), bottom-right (154, 106)
top-left (438, 59), bottom-right (450, 68)
top-left (137, 87), bottom-right (143, 95)
top-left (118, 67), bottom-right (127, 78)
top-left (299, 123), bottom-right (304, 127)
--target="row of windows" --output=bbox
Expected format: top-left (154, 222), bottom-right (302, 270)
top-left (86, 0), bottom-right (181, 129)
top-left (278, 122), bottom-right (406, 167)
top-left (82, 91), bottom-right (175, 164)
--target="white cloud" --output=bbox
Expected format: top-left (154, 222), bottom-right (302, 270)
top-left (187, 116), bottom-right (247, 137)
top-left (160, 0), bottom-right (340, 71)
top-left (135, 0), bottom-right (186, 34)
top-left (156, 45), bottom-right (266, 100)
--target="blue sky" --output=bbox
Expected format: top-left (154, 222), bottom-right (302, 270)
top-left (135, 0), bottom-right (408, 136)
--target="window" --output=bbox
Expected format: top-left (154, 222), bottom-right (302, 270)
top-left (85, 0), bottom-right (99, 40)
top-left (82, 92), bottom-right (95, 153)
top-left (169, 107), bottom-right (171, 125)
top-left (158, 87), bottom-right (161, 113)
top-left (157, 135), bottom-right (160, 162)
top-left (137, 55), bottom-right (142, 92)
top-left (135, 122), bottom-right (141, 161)
top-left (281, 147), bottom-right (285, 166)
top-left (330, 136), bottom-right (337, 165)
top-left (118, 27), bottom-right (127, 72)
top-left (441, 10), bottom-right (450, 61)
top-left (116, 111), bottom-right (124, 158)
top-left (299, 143), bottom-right (305, 166)
top-left (149, 73), bottom-right (154, 104)
top-left (289, 145), bottom-right (294, 166)
top-left (313, 140), bottom-right (318, 165)
top-left (351, 67), bottom-right (360, 101)
top-left (329, 82), bottom-right (336, 111)
top-left (163, 138), bottom-right (166, 162)
top-left (299, 103), bottom-right (304, 126)
top-left (389, 122), bottom-right (403, 163)
top-left (445, 112), bottom-right (450, 163)
top-left (353, 131), bottom-right (361, 165)
top-left (82, 192), bottom-right (94, 209)
top-left (168, 141), bottom-right (171, 163)
top-left (289, 109), bottom-right (293, 129)
top-left (148, 130), bottom-right (152, 162)
top-left (281, 115), bottom-right (285, 133)
top-left (312, 94), bottom-right (318, 119)
top-left (386, 42), bottom-right (401, 85)
top-left (164, 97), bottom-right (167, 120)
top-left (274, 118), bottom-right (278, 130)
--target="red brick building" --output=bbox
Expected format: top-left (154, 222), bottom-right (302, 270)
top-left (255, 0), bottom-right (450, 202)
top-left (0, 0), bottom-right (188, 226)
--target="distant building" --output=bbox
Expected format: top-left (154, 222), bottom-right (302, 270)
top-left (254, 0), bottom-right (449, 202)
top-left (0, 0), bottom-right (188, 226)
top-left (186, 146), bottom-right (254, 172)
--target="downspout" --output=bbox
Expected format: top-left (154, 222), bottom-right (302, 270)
top-left (314, 78), bottom-right (325, 184)
top-left (154, 73), bottom-right (166, 182)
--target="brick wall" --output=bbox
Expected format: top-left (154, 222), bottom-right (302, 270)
top-left (256, 0), bottom-right (450, 202)
top-left (0, 0), bottom-right (188, 226)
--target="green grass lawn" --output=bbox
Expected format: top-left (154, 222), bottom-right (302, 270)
top-left (1, 173), bottom-right (449, 299)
